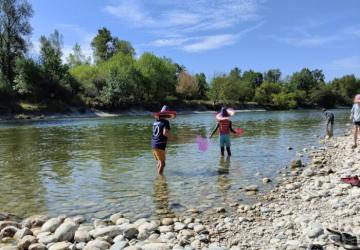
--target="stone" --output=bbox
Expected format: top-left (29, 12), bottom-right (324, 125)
top-left (93, 219), bottom-right (107, 228)
top-left (0, 221), bottom-right (21, 231)
top-left (215, 207), bottom-right (226, 213)
top-left (137, 230), bottom-right (149, 240)
top-left (90, 225), bottom-right (122, 238)
top-left (48, 241), bottom-right (72, 250)
top-left (138, 222), bottom-right (158, 233)
top-left (159, 225), bottom-right (173, 233)
top-left (244, 185), bottom-right (258, 191)
top-left (74, 230), bottom-right (91, 242)
top-left (116, 218), bottom-right (130, 225)
top-left (14, 227), bottom-right (33, 240)
top-left (110, 240), bottom-right (129, 250)
top-left (18, 235), bottom-right (37, 250)
top-left (123, 227), bottom-right (138, 239)
top-left (54, 222), bottom-right (78, 242)
top-left (29, 243), bottom-right (46, 250)
top-left (75, 242), bottom-right (86, 249)
top-left (110, 213), bottom-right (124, 224)
top-left (193, 225), bottom-right (205, 234)
top-left (290, 159), bottom-right (302, 169)
top-left (93, 211), bottom-right (111, 220)
top-left (141, 243), bottom-right (171, 250)
top-left (0, 226), bottom-right (18, 238)
top-left (38, 234), bottom-right (58, 245)
top-left (174, 222), bottom-right (186, 232)
top-left (72, 216), bottom-right (85, 225)
top-left (113, 235), bottom-right (125, 242)
top-left (23, 215), bottom-right (48, 228)
top-left (85, 239), bottom-right (111, 250)
top-left (263, 178), bottom-right (271, 184)
top-left (161, 218), bottom-right (173, 225)
top-left (307, 223), bottom-right (324, 238)
top-left (42, 218), bottom-right (62, 233)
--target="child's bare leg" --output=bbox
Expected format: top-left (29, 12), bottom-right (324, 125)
top-left (220, 147), bottom-right (225, 156)
top-left (226, 147), bottom-right (231, 156)
top-left (158, 161), bottom-right (166, 175)
top-left (354, 125), bottom-right (358, 147)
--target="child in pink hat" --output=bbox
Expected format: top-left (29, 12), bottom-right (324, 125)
top-left (350, 94), bottom-right (360, 148)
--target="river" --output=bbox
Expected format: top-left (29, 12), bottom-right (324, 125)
top-left (0, 109), bottom-right (351, 220)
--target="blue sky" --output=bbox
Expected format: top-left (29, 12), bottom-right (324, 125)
top-left (30, 0), bottom-right (360, 81)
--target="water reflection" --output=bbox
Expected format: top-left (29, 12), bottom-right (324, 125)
top-left (217, 156), bottom-right (231, 198)
top-left (153, 176), bottom-right (174, 218)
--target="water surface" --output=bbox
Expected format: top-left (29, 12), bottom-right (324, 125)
top-left (0, 110), bottom-right (350, 219)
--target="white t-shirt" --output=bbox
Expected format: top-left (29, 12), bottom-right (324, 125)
top-left (351, 104), bottom-right (360, 122)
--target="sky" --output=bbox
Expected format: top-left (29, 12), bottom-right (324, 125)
top-left (29, 0), bottom-right (360, 81)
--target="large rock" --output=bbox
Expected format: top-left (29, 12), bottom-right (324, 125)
top-left (48, 241), bottom-right (72, 250)
top-left (110, 213), bottom-right (124, 224)
top-left (54, 222), bottom-right (78, 242)
top-left (42, 218), bottom-right (63, 233)
top-left (161, 218), bottom-right (173, 226)
top-left (89, 225), bottom-right (122, 238)
top-left (18, 235), bottom-right (37, 250)
top-left (74, 230), bottom-right (91, 242)
top-left (138, 222), bottom-right (158, 233)
top-left (174, 222), bottom-right (186, 232)
top-left (84, 239), bottom-right (111, 250)
top-left (14, 227), bottom-right (33, 240)
top-left (290, 159), bottom-right (302, 169)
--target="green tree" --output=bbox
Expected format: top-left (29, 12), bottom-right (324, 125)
top-left (264, 69), bottom-right (281, 83)
top-left (91, 27), bottom-right (113, 62)
top-left (242, 70), bottom-right (263, 88)
top-left (310, 86), bottom-right (338, 108)
top-left (66, 43), bottom-right (90, 67)
top-left (0, 0), bottom-right (33, 88)
top-left (330, 75), bottom-right (360, 105)
top-left (289, 68), bottom-right (324, 95)
top-left (13, 57), bottom-right (42, 98)
top-left (113, 38), bottom-right (135, 57)
top-left (195, 72), bottom-right (208, 99)
top-left (208, 74), bottom-right (226, 105)
top-left (254, 81), bottom-right (282, 104)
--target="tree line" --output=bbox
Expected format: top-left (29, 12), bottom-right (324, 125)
top-left (1, 0), bottom-right (360, 111)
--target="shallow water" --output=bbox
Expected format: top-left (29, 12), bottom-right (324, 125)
top-left (0, 109), bottom-right (351, 219)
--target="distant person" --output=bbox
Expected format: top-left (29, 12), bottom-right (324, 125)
top-left (210, 107), bottom-right (237, 156)
top-left (350, 95), bottom-right (360, 148)
top-left (151, 105), bottom-right (176, 175)
top-left (322, 108), bottom-right (334, 139)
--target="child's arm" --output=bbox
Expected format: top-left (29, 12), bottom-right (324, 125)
top-left (229, 121), bottom-right (236, 134)
top-left (209, 123), bottom-right (219, 138)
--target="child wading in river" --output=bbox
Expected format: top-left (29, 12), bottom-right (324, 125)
top-left (350, 95), bottom-right (360, 148)
top-left (151, 105), bottom-right (176, 175)
top-left (210, 107), bottom-right (237, 156)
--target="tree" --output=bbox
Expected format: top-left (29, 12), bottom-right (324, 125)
top-left (208, 74), bottom-right (226, 105)
top-left (176, 70), bottom-right (198, 99)
top-left (113, 38), bottom-right (135, 57)
top-left (0, 0), bottom-right (33, 88)
top-left (330, 75), bottom-right (360, 105)
top-left (242, 70), bottom-right (263, 88)
top-left (91, 27), bottom-right (113, 62)
top-left (67, 43), bottom-right (90, 67)
top-left (289, 68), bottom-right (324, 95)
top-left (264, 69), bottom-right (281, 83)
top-left (254, 81), bottom-right (281, 104)
top-left (195, 73), bottom-right (208, 99)
top-left (310, 86), bottom-right (338, 108)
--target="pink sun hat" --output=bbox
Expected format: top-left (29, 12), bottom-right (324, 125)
top-left (216, 107), bottom-right (235, 120)
top-left (354, 94), bottom-right (360, 104)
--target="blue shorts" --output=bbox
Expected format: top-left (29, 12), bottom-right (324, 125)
top-left (220, 134), bottom-right (231, 147)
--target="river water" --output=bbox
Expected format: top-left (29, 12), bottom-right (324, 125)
top-left (0, 109), bottom-right (351, 219)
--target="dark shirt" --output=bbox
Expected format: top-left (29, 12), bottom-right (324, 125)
top-left (151, 119), bottom-right (170, 150)
top-left (324, 111), bottom-right (334, 123)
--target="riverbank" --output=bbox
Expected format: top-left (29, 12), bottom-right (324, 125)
top-left (0, 134), bottom-right (358, 249)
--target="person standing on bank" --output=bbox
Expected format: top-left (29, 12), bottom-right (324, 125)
top-left (350, 95), bottom-right (360, 148)
top-left (322, 108), bottom-right (334, 139)
top-left (151, 105), bottom-right (176, 175)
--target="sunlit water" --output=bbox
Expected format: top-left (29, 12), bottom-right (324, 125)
top-left (0, 110), bottom-right (351, 219)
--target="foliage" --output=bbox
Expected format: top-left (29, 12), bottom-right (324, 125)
top-left (67, 43), bottom-right (90, 67)
top-left (176, 71), bottom-right (199, 99)
top-left (0, 0), bottom-right (33, 88)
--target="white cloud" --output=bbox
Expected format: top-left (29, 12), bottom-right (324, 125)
top-left (182, 34), bottom-right (238, 52)
top-left (345, 27), bottom-right (360, 37)
top-left (332, 56), bottom-right (360, 70)
top-left (278, 36), bottom-right (341, 47)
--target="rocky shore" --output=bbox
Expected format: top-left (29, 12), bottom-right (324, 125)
top-left (1, 134), bottom-right (359, 250)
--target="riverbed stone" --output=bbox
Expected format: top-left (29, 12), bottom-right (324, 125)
top-left (115, 218), bottom-right (130, 225)
top-left (174, 222), bottom-right (186, 232)
top-left (90, 225), bottom-right (122, 238)
top-left (23, 215), bottom-right (48, 228)
top-left (244, 185), bottom-right (258, 191)
top-left (38, 234), bottom-right (58, 245)
top-left (110, 213), bottom-right (124, 224)
top-left (74, 230), bottom-right (91, 242)
top-left (18, 235), bottom-right (37, 250)
top-left (72, 216), bottom-right (85, 225)
top-left (85, 239), bottom-right (111, 250)
top-left (42, 218), bottom-right (63, 233)
top-left (0, 221), bottom-right (21, 231)
top-left (159, 225), bottom-right (173, 233)
top-left (14, 227), bottom-right (33, 240)
top-left (54, 222), bottom-right (78, 242)
top-left (0, 226), bottom-right (18, 238)
top-left (110, 240), bottom-right (129, 250)
top-left (29, 243), bottom-right (46, 250)
top-left (161, 218), bottom-right (173, 226)
top-left (141, 243), bottom-right (171, 250)
top-left (48, 241), bottom-right (72, 250)
top-left (123, 227), bottom-right (138, 239)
